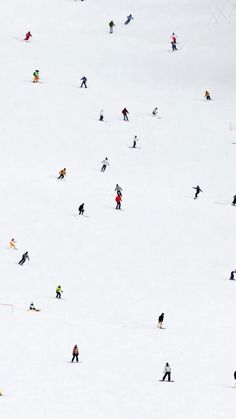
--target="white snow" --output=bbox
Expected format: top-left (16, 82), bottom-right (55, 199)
top-left (1, 0), bottom-right (236, 417)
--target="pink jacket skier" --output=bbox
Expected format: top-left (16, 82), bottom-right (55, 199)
top-left (24, 31), bottom-right (32, 41)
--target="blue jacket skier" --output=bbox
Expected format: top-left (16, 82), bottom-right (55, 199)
top-left (125, 14), bottom-right (134, 25)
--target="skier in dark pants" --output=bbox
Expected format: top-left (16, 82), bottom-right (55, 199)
top-left (122, 108), bottom-right (129, 121)
top-left (99, 110), bottom-right (104, 121)
top-left (234, 371), bottom-right (236, 385)
top-left (18, 252), bottom-right (29, 265)
top-left (101, 158), bottom-right (109, 172)
top-left (230, 271), bottom-right (235, 280)
top-left (80, 76), bottom-right (87, 88)
top-left (158, 313), bottom-right (164, 328)
top-left (232, 195), bottom-right (236, 205)
top-left (205, 90), bottom-right (211, 100)
top-left (78, 203), bottom-right (84, 215)
top-left (192, 185), bottom-right (202, 199)
top-left (162, 363), bottom-right (171, 381)
top-left (71, 345), bottom-right (79, 363)
top-left (56, 285), bottom-right (63, 299)
top-left (115, 194), bottom-right (122, 210)
top-left (125, 14), bottom-right (134, 25)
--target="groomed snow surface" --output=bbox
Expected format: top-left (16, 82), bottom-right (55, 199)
top-left (1, 0), bottom-right (236, 418)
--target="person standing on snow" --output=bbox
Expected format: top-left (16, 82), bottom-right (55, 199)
top-left (132, 135), bottom-right (139, 148)
top-left (71, 345), bottom-right (79, 363)
top-left (33, 70), bottom-right (39, 83)
top-left (205, 90), bottom-right (211, 100)
top-left (162, 363), bottom-right (171, 381)
top-left (158, 313), bottom-right (164, 329)
top-left (122, 108), bottom-right (129, 121)
top-left (125, 14), bottom-right (134, 25)
top-left (80, 76), bottom-right (87, 88)
top-left (24, 31), bottom-right (32, 41)
top-left (101, 157), bottom-right (109, 172)
top-left (78, 203), bottom-right (85, 215)
top-left (115, 194), bottom-right (122, 210)
top-left (234, 371), bottom-right (236, 385)
top-left (18, 251), bottom-right (29, 266)
top-left (171, 32), bottom-right (177, 51)
top-left (99, 110), bottom-right (104, 121)
top-left (115, 184), bottom-right (122, 196)
top-left (58, 168), bottom-right (66, 180)
top-left (56, 285), bottom-right (63, 299)
top-left (232, 195), bottom-right (236, 206)
top-left (9, 238), bottom-right (17, 249)
top-left (192, 185), bottom-right (202, 199)
top-left (109, 20), bottom-right (115, 33)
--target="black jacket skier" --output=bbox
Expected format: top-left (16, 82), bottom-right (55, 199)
top-left (18, 252), bottom-right (29, 265)
top-left (78, 203), bottom-right (84, 215)
top-left (230, 271), bottom-right (235, 280)
top-left (158, 313), bottom-right (164, 328)
top-left (232, 195), bottom-right (236, 206)
top-left (80, 76), bottom-right (87, 88)
top-left (193, 185), bottom-right (202, 199)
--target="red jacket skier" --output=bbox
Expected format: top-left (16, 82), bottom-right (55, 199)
top-left (115, 194), bottom-right (122, 210)
top-left (24, 31), bottom-right (32, 41)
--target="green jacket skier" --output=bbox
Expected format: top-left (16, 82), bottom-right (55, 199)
top-left (33, 70), bottom-right (39, 83)
top-left (109, 21), bottom-right (115, 33)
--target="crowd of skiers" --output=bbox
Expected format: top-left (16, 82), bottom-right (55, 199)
top-left (6, 8), bottom-right (231, 391)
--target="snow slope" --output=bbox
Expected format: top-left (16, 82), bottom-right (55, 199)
top-left (0, 0), bottom-right (236, 418)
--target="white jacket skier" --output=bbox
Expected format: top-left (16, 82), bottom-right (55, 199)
top-left (101, 158), bottom-right (109, 172)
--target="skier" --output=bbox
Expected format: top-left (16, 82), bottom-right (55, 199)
top-left (78, 203), bottom-right (85, 215)
top-left (125, 14), bottom-right (134, 25)
top-left (58, 168), bottom-right (66, 180)
top-left (101, 157), bottom-right (109, 172)
top-left (122, 108), bottom-right (129, 121)
top-left (80, 76), bottom-right (87, 88)
top-left (24, 31), bottom-right (32, 41)
top-left (71, 345), bottom-right (79, 363)
top-left (18, 251), bottom-right (29, 266)
top-left (205, 90), bottom-right (211, 100)
top-left (99, 110), bottom-right (104, 121)
top-left (9, 238), bottom-right (17, 249)
top-left (158, 313), bottom-right (164, 329)
top-left (234, 371), bottom-right (236, 385)
top-left (171, 33), bottom-right (177, 44)
top-left (109, 20), bottom-right (115, 34)
top-left (115, 184), bottom-right (122, 196)
top-left (192, 185), bottom-right (202, 199)
top-left (33, 70), bottom-right (39, 83)
top-left (162, 363), bottom-right (171, 381)
top-left (115, 194), bottom-right (122, 210)
top-left (232, 195), bottom-right (236, 206)
top-left (56, 285), bottom-right (63, 299)
top-left (230, 271), bottom-right (235, 280)
top-left (152, 107), bottom-right (158, 116)
top-left (132, 135), bottom-right (138, 148)
top-left (29, 302), bottom-right (40, 312)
